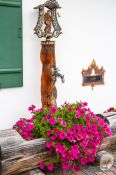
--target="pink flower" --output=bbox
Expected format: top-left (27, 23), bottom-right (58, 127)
top-left (27, 116), bottom-right (34, 122)
top-left (58, 118), bottom-right (63, 122)
top-left (62, 162), bottom-right (70, 170)
top-left (76, 124), bottom-right (82, 131)
top-left (25, 124), bottom-right (34, 131)
top-left (86, 115), bottom-right (91, 121)
top-left (67, 135), bottom-right (75, 143)
top-left (39, 162), bottom-right (45, 170)
top-left (88, 148), bottom-right (97, 155)
top-left (75, 113), bottom-right (80, 118)
top-left (76, 133), bottom-right (83, 141)
top-left (67, 107), bottom-right (72, 112)
top-left (80, 157), bottom-right (87, 165)
top-left (46, 130), bottom-right (52, 136)
top-left (47, 163), bottom-right (54, 171)
top-left (49, 117), bottom-right (56, 125)
top-left (45, 141), bottom-right (52, 148)
top-left (28, 105), bottom-right (36, 112)
top-left (50, 106), bottom-right (57, 114)
top-left (37, 107), bottom-right (44, 113)
top-left (35, 109), bottom-right (40, 113)
top-left (86, 125), bottom-right (92, 133)
top-left (80, 141), bottom-right (88, 149)
top-left (71, 163), bottom-right (81, 172)
top-left (58, 118), bottom-right (67, 127)
top-left (98, 132), bottom-right (104, 139)
top-left (98, 118), bottom-right (105, 126)
top-left (51, 135), bottom-right (57, 140)
top-left (61, 121), bottom-right (67, 127)
top-left (87, 108), bottom-right (91, 112)
top-left (70, 145), bottom-right (79, 159)
top-left (55, 143), bottom-right (67, 155)
top-left (76, 108), bottom-right (85, 116)
top-left (22, 131), bottom-right (29, 137)
top-left (17, 120), bottom-right (24, 128)
top-left (88, 156), bottom-right (95, 163)
top-left (82, 101), bottom-right (88, 107)
top-left (44, 115), bottom-right (49, 122)
top-left (59, 131), bottom-right (66, 140)
top-left (75, 167), bottom-right (81, 172)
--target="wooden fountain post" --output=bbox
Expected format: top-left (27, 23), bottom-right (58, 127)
top-left (40, 41), bottom-right (57, 107)
top-left (34, 0), bottom-right (63, 107)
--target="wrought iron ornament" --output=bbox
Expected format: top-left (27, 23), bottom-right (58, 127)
top-left (34, 0), bottom-right (62, 40)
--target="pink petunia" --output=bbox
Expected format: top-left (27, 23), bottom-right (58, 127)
top-left (75, 113), bottom-right (80, 118)
top-left (58, 118), bottom-right (63, 123)
top-left (47, 163), bottom-right (54, 171)
top-left (46, 130), bottom-right (52, 136)
top-left (88, 156), bottom-right (95, 163)
top-left (61, 121), bottom-right (67, 127)
top-left (27, 116), bottom-right (34, 122)
top-left (59, 131), bottom-right (66, 140)
top-left (44, 115), bottom-right (49, 122)
top-left (51, 135), bottom-right (57, 141)
top-left (28, 105), bottom-right (36, 112)
top-left (76, 108), bottom-right (85, 116)
top-left (25, 124), bottom-right (34, 131)
top-left (62, 161), bottom-right (70, 170)
top-left (82, 101), bottom-right (88, 107)
top-left (39, 162), bottom-right (45, 170)
top-left (80, 157), bottom-right (87, 165)
top-left (85, 115), bottom-right (91, 121)
top-left (45, 141), bottom-right (52, 148)
top-left (67, 107), bottom-right (72, 112)
top-left (49, 117), bottom-right (56, 125)
top-left (50, 106), bottom-right (57, 114)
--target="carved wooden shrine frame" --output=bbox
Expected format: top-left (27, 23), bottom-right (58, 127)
top-left (81, 59), bottom-right (105, 90)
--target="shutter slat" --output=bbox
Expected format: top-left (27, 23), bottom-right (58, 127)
top-left (0, 1), bottom-right (21, 7)
top-left (0, 68), bottom-right (22, 74)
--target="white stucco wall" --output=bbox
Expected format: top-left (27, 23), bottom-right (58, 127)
top-left (0, 0), bottom-right (116, 129)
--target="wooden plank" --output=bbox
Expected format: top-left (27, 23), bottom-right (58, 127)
top-left (0, 129), bottom-right (24, 149)
top-left (98, 135), bottom-right (116, 153)
top-left (17, 168), bottom-right (45, 175)
top-left (0, 129), bottom-right (48, 175)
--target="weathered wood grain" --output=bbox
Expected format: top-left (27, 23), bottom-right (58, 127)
top-left (0, 129), bottom-right (49, 175)
top-left (40, 41), bottom-right (57, 107)
top-left (0, 129), bottom-right (24, 149)
top-left (17, 168), bottom-right (45, 175)
top-left (98, 135), bottom-right (116, 152)
top-left (101, 113), bottom-right (116, 135)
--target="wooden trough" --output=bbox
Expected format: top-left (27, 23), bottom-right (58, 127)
top-left (0, 112), bottom-right (116, 175)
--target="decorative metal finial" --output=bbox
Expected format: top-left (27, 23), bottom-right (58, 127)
top-left (34, 0), bottom-right (62, 40)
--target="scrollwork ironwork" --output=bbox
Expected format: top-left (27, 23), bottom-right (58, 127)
top-left (34, 0), bottom-right (62, 40)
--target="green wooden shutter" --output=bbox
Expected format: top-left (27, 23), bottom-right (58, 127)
top-left (0, 0), bottom-right (23, 89)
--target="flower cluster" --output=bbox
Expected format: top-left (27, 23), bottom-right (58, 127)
top-left (13, 102), bottom-right (112, 172)
top-left (13, 116), bottom-right (35, 140)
